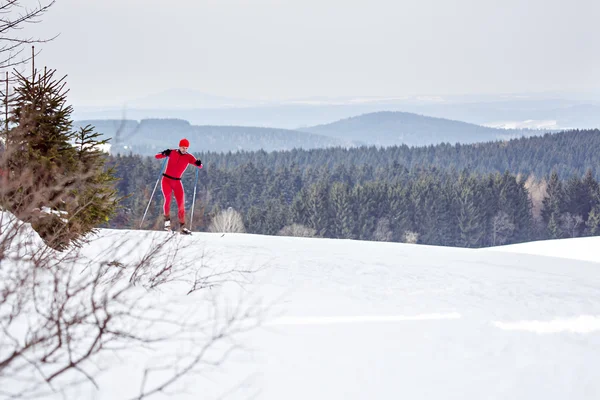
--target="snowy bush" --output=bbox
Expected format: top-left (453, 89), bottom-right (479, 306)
top-left (278, 224), bottom-right (317, 238)
top-left (209, 207), bottom-right (246, 233)
top-left (404, 230), bottom-right (419, 244)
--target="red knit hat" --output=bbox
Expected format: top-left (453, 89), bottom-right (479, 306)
top-left (179, 138), bottom-right (190, 147)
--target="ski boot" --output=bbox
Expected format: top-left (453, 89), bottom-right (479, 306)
top-left (164, 216), bottom-right (172, 232)
top-left (179, 223), bottom-right (192, 235)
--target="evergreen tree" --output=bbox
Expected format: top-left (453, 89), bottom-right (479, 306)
top-left (410, 175), bottom-right (450, 245)
top-left (70, 125), bottom-right (119, 236)
top-left (585, 204), bottom-right (600, 236)
top-left (542, 171), bottom-right (564, 239)
top-left (3, 68), bottom-right (119, 250)
top-left (291, 188), bottom-right (310, 227)
top-left (5, 69), bottom-right (78, 212)
top-left (542, 172), bottom-right (563, 222)
top-left (456, 175), bottom-right (486, 247)
top-left (306, 180), bottom-right (330, 237)
top-left (563, 175), bottom-right (586, 221)
top-left (245, 205), bottom-right (264, 233)
top-left (582, 168), bottom-right (599, 223)
top-left (512, 176), bottom-right (534, 242)
top-left (262, 198), bottom-right (289, 235)
top-left (388, 182), bottom-right (413, 242)
top-left (329, 182), bottom-right (355, 239)
top-left (353, 183), bottom-right (381, 241)
top-left (547, 212), bottom-right (564, 239)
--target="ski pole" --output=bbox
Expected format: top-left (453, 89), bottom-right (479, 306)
top-left (190, 166), bottom-right (199, 230)
top-left (140, 158), bottom-right (167, 229)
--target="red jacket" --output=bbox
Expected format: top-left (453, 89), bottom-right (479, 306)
top-left (155, 149), bottom-right (202, 179)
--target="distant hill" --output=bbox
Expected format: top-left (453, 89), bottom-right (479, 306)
top-left (300, 111), bottom-right (534, 147)
top-left (74, 119), bottom-right (353, 155)
top-left (405, 101), bottom-right (600, 130)
top-left (73, 97), bottom-right (600, 132)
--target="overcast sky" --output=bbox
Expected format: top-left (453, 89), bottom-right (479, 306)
top-left (24, 0), bottom-right (600, 106)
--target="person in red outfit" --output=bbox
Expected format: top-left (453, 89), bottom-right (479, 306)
top-left (155, 138), bottom-right (203, 234)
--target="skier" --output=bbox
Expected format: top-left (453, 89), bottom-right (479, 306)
top-left (155, 138), bottom-right (203, 234)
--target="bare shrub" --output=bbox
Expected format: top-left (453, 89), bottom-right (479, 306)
top-left (491, 211), bottom-right (515, 246)
top-left (0, 1), bottom-right (57, 70)
top-left (208, 207), bottom-right (246, 233)
top-left (278, 223), bottom-right (317, 238)
top-left (561, 212), bottom-right (584, 238)
top-left (403, 230), bottom-right (419, 244)
top-left (1, 177), bottom-right (262, 399)
top-left (373, 217), bottom-right (392, 242)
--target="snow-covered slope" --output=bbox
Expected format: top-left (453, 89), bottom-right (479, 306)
top-left (3, 221), bottom-right (600, 399)
top-left (485, 236), bottom-right (600, 264)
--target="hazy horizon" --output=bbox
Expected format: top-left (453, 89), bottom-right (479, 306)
top-left (72, 87), bottom-right (600, 109)
top-left (23, 0), bottom-right (600, 107)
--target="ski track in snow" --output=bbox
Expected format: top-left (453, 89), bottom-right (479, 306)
top-left (268, 313), bottom-right (463, 326)
top-left (152, 232), bottom-right (600, 332)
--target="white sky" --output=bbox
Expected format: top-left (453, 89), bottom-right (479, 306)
top-left (23, 0), bottom-right (600, 106)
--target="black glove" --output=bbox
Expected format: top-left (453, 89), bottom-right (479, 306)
top-left (194, 159), bottom-right (202, 167)
top-left (161, 149), bottom-right (172, 156)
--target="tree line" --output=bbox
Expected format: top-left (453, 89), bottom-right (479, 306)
top-left (107, 141), bottom-right (600, 247)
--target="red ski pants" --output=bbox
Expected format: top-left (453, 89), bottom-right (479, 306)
top-left (161, 177), bottom-right (186, 223)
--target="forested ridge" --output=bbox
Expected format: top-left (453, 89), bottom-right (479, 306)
top-left (107, 129), bottom-right (600, 247)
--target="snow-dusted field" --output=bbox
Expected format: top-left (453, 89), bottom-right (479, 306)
top-left (4, 221), bottom-right (600, 399)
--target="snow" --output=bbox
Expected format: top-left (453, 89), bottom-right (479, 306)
top-left (3, 214), bottom-right (600, 399)
top-left (487, 236), bottom-right (600, 263)
top-left (493, 315), bottom-right (600, 334)
top-left (97, 142), bottom-right (111, 153)
top-left (38, 206), bottom-right (69, 223)
top-left (484, 119), bottom-right (561, 130)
